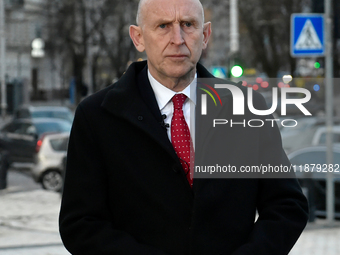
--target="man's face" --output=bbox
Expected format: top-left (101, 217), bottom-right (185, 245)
top-left (130, 0), bottom-right (211, 84)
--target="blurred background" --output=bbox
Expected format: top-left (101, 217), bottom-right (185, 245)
top-left (0, 0), bottom-right (339, 107)
top-left (0, 0), bottom-right (340, 254)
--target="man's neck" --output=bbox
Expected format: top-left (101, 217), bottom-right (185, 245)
top-left (148, 69), bottom-right (196, 92)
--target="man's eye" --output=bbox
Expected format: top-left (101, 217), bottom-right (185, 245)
top-left (184, 22), bottom-right (192, 27)
top-left (159, 24), bottom-right (166, 29)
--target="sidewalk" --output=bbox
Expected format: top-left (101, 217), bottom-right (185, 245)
top-left (1, 187), bottom-right (340, 255)
top-left (0, 188), bottom-right (70, 255)
top-left (290, 220), bottom-right (340, 255)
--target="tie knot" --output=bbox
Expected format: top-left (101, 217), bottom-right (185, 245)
top-left (172, 94), bottom-right (187, 110)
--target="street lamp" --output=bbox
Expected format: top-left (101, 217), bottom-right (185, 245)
top-left (31, 38), bottom-right (45, 58)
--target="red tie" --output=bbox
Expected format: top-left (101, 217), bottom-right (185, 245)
top-left (171, 94), bottom-right (194, 187)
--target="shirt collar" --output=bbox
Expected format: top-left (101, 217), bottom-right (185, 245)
top-left (148, 69), bottom-right (197, 111)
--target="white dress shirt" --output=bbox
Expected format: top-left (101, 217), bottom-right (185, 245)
top-left (148, 70), bottom-right (196, 144)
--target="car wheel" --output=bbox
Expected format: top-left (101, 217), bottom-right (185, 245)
top-left (41, 170), bottom-right (63, 192)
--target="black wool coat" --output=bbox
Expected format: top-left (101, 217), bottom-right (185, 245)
top-left (59, 61), bottom-right (308, 255)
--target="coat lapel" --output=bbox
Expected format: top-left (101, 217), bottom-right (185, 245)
top-left (101, 61), bottom-right (180, 164)
top-left (100, 61), bottom-right (240, 193)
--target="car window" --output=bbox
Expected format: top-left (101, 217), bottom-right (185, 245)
top-left (32, 110), bottom-right (73, 122)
top-left (35, 122), bottom-right (72, 136)
top-left (31, 111), bottom-right (52, 118)
top-left (25, 125), bottom-right (37, 135)
top-left (2, 122), bottom-right (27, 134)
top-left (1, 123), bottom-right (15, 132)
top-left (282, 127), bottom-right (318, 152)
top-left (16, 109), bottom-right (30, 118)
top-left (318, 133), bottom-right (340, 144)
top-left (16, 123), bottom-right (34, 135)
top-left (290, 151), bottom-right (340, 165)
top-left (51, 111), bottom-right (74, 122)
top-left (50, 137), bottom-right (69, 151)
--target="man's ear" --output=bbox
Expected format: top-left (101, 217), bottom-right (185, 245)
top-left (129, 25), bottom-right (145, 52)
top-left (202, 22), bottom-right (212, 50)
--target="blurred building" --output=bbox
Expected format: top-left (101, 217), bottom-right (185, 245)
top-left (201, 1), bottom-right (230, 72)
top-left (2, 0), bottom-right (64, 103)
top-left (1, 0), bottom-right (339, 107)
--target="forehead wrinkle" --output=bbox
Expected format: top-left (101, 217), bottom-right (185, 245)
top-left (155, 6), bottom-right (201, 28)
top-left (137, 0), bottom-right (204, 26)
top-left (173, 1), bottom-right (203, 23)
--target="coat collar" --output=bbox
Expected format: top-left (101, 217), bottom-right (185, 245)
top-left (101, 61), bottom-right (239, 149)
top-left (101, 61), bottom-right (236, 192)
top-left (101, 60), bottom-right (215, 131)
top-left (100, 61), bottom-right (215, 183)
top-left (101, 61), bottom-right (175, 164)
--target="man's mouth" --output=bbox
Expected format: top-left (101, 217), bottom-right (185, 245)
top-left (166, 54), bottom-right (188, 59)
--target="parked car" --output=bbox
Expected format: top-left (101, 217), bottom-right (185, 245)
top-left (281, 117), bottom-right (340, 153)
top-left (280, 117), bottom-right (319, 137)
top-left (283, 125), bottom-right (340, 153)
top-left (32, 132), bottom-right (69, 192)
top-left (14, 105), bottom-right (74, 123)
top-left (0, 118), bottom-right (72, 168)
top-left (288, 145), bottom-right (340, 218)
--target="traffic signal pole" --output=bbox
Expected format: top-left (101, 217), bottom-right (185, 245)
top-left (0, 0), bottom-right (7, 119)
top-left (229, 0), bottom-right (239, 81)
top-left (230, 0), bottom-right (239, 54)
top-left (325, 0), bottom-right (334, 225)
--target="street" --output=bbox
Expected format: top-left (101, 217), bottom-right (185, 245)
top-left (1, 169), bottom-right (340, 254)
top-left (5, 168), bottom-right (41, 192)
top-left (0, 169), bottom-right (70, 255)
top-left (1, 0), bottom-right (340, 253)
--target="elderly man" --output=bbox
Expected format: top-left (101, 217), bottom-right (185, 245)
top-left (59, 0), bottom-right (308, 254)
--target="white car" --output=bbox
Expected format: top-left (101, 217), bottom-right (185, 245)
top-left (288, 145), bottom-right (340, 218)
top-left (31, 132), bottom-right (69, 192)
top-left (282, 122), bottom-right (340, 153)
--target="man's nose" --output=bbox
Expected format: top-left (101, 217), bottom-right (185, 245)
top-left (170, 24), bottom-right (185, 45)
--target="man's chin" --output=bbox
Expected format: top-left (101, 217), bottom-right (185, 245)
top-left (163, 65), bottom-right (195, 79)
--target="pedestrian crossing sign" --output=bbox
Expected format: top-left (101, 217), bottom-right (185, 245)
top-left (291, 14), bottom-right (325, 57)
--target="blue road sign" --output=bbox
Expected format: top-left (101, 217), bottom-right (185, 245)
top-left (211, 66), bottom-right (227, 78)
top-left (291, 14), bottom-right (325, 57)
